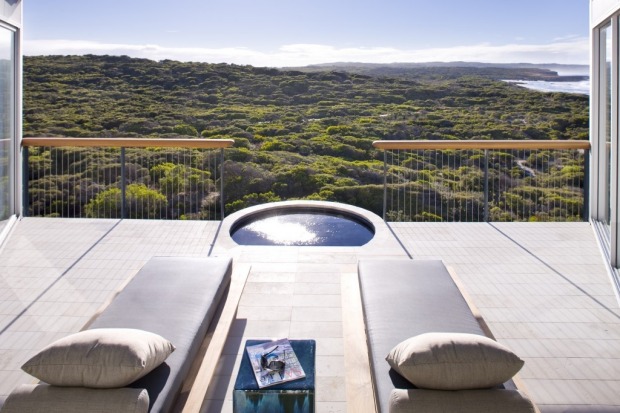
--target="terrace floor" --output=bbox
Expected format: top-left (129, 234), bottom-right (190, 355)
top-left (0, 216), bottom-right (619, 412)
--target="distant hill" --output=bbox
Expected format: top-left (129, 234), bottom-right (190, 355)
top-left (292, 62), bottom-right (589, 82)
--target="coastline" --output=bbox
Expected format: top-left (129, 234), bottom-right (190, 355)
top-left (503, 79), bottom-right (590, 95)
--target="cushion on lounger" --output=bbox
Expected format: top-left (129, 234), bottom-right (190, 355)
top-left (389, 389), bottom-right (536, 413)
top-left (386, 332), bottom-right (524, 390)
top-left (21, 328), bottom-right (175, 388)
top-left (1, 384), bottom-right (149, 413)
top-left (87, 256), bottom-right (232, 413)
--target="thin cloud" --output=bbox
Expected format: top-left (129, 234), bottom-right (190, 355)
top-left (552, 34), bottom-right (583, 42)
top-left (24, 37), bottom-right (589, 67)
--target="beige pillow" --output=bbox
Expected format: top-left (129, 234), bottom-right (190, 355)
top-left (386, 332), bottom-right (524, 390)
top-left (389, 389), bottom-right (536, 413)
top-left (2, 384), bottom-right (149, 413)
top-left (22, 328), bottom-right (175, 388)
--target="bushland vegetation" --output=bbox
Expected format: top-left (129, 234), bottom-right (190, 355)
top-left (23, 55), bottom-right (589, 220)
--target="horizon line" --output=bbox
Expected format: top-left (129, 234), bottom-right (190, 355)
top-left (22, 53), bottom-right (590, 71)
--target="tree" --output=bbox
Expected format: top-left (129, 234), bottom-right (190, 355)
top-left (173, 123), bottom-right (198, 137)
top-left (84, 184), bottom-right (167, 218)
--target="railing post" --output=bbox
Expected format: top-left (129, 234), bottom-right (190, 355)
top-left (21, 146), bottom-right (29, 217)
top-left (120, 147), bottom-right (126, 219)
top-left (382, 150), bottom-right (387, 221)
top-left (483, 149), bottom-right (489, 222)
top-left (220, 148), bottom-right (225, 219)
top-left (583, 148), bottom-right (590, 221)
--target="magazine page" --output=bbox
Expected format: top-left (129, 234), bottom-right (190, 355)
top-left (246, 338), bottom-right (306, 388)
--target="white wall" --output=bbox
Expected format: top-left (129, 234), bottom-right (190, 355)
top-left (592, 0), bottom-right (620, 27)
top-left (0, 0), bottom-right (21, 28)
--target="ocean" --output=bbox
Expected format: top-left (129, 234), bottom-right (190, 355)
top-left (504, 79), bottom-right (590, 95)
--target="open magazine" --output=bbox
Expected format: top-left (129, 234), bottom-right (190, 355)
top-left (246, 338), bottom-right (306, 388)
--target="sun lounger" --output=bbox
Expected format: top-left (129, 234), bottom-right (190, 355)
top-left (356, 259), bottom-right (535, 413)
top-left (3, 256), bottom-right (237, 413)
top-left (86, 256), bottom-right (233, 413)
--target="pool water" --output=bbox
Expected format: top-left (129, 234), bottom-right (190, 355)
top-left (231, 211), bottom-right (375, 246)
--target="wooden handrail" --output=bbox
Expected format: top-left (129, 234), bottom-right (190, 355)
top-left (21, 137), bottom-right (235, 149)
top-left (372, 139), bottom-right (591, 151)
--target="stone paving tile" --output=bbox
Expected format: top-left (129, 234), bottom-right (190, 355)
top-left (242, 281), bottom-right (295, 295)
top-left (292, 307), bottom-right (342, 322)
top-left (236, 305), bottom-right (292, 321)
top-left (315, 338), bottom-right (344, 356)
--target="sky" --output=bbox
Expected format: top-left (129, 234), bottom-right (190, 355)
top-left (23, 0), bottom-right (590, 68)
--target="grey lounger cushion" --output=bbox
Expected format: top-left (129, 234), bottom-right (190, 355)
top-left (358, 259), bottom-right (497, 413)
top-left (1, 384), bottom-right (149, 413)
top-left (88, 256), bottom-right (232, 413)
top-left (389, 389), bottom-right (535, 413)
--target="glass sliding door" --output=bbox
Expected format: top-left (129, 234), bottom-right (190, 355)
top-left (599, 23), bottom-right (613, 228)
top-left (0, 24), bottom-right (14, 233)
top-left (595, 18), bottom-right (620, 266)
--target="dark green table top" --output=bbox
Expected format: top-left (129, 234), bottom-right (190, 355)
top-left (234, 339), bottom-right (316, 391)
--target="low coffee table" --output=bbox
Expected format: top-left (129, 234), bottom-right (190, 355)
top-left (233, 339), bottom-right (316, 413)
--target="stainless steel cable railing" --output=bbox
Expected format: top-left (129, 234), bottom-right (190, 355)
top-left (373, 140), bottom-right (591, 222)
top-left (22, 137), bottom-right (234, 220)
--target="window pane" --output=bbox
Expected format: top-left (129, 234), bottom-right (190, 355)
top-left (0, 26), bottom-right (14, 229)
top-left (600, 23), bottom-right (612, 226)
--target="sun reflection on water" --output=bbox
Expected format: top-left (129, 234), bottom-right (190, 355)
top-left (244, 216), bottom-right (318, 245)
